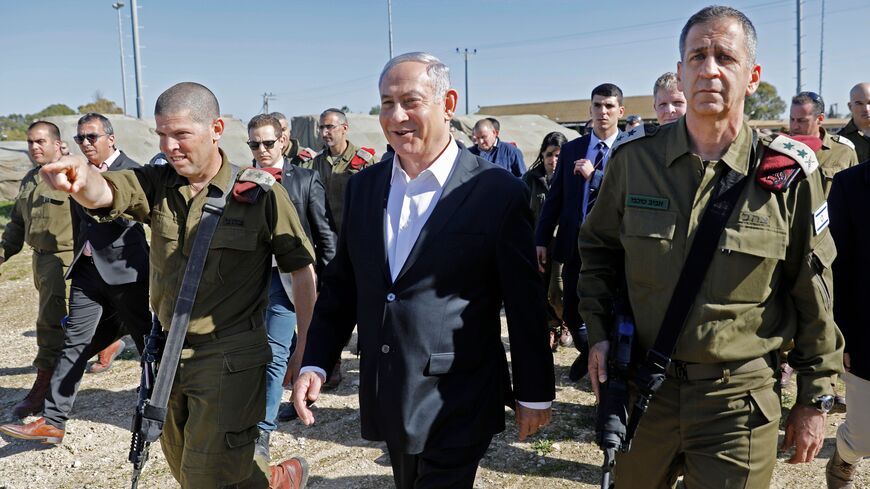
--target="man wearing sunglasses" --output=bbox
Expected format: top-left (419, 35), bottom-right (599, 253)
top-left (839, 82), bottom-right (870, 164)
top-left (0, 113), bottom-right (152, 447)
top-left (789, 92), bottom-right (858, 195)
top-left (0, 121), bottom-right (73, 421)
top-left (247, 113), bottom-right (336, 456)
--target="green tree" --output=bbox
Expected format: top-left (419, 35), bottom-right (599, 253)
top-left (32, 104), bottom-right (76, 118)
top-left (340, 105), bottom-right (351, 114)
top-left (78, 98), bottom-right (124, 115)
top-left (369, 105), bottom-right (381, 115)
top-left (744, 81), bottom-right (786, 120)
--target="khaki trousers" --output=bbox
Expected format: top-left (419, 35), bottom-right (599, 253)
top-left (614, 364), bottom-right (781, 489)
top-left (32, 251), bottom-right (71, 370)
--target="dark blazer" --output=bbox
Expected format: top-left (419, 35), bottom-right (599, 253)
top-left (534, 134), bottom-right (591, 262)
top-left (279, 161), bottom-right (337, 270)
top-left (828, 160), bottom-right (870, 381)
top-left (66, 151), bottom-right (149, 285)
top-left (303, 145), bottom-right (555, 454)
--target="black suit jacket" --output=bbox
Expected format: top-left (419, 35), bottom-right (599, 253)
top-left (279, 161), bottom-right (337, 270)
top-left (534, 134), bottom-right (591, 262)
top-left (829, 161), bottom-right (870, 380)
top-left (303, 145), bottom-right (555, 453)
top-left (66, 151), bottom-right (149, 285)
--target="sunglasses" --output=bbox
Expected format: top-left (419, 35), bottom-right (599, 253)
top-left (73, 133), bottom-right (108, 145)
top-left (247, 140), bottom-right (278, 150)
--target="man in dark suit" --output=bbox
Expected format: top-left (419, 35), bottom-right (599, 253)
top-left (0, 113), bottom-right (151, 445)
top-left (534, 83), bottom-right (624, 381)
top-left (293, 52), bottom-right (555, 488)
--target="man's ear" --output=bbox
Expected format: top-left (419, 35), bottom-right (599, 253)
top-left (745, 64), bottom-right (762, 97)
top-left (676, 61), bottom-right (684, 92)
top-left (444, 88), bottom-right (459, 120)
top-left (212, 118), bottom-right (225, 141)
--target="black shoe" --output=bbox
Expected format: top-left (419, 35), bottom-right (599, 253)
top-left (277, 402), bottom-right (299, 422)
top-left (255, 430), bottom-right (271, 462)
top-left (569, 354), bottom-right (588, 381)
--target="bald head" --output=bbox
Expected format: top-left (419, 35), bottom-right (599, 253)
top-left (155, 82), bottom-right (220, 124)
top-left (848, 82), bottom-right (870, 131)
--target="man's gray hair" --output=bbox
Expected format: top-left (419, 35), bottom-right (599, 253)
top-left (653, 72), bottom-right (679, 99)
top-left (269, 111), bottom-right (288, 124)
top-left (77, 113), bottom-right (114, 135)
top-left (679, 6), bottom-right (757, 65)
top-left (379, 52), bottom-right (451, 102)
top-left (320, 108), bottom-right (347, 125)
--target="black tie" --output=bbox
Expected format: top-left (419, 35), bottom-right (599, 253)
top-left (585, 141), bottom-right (607, 215)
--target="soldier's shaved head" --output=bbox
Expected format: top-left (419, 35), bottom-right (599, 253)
top-left (27, 121), bottom-right (61, 141)
top-left (154, 82), bottom-right (220, 124)
top-left (848, 82), bottom-right (870, 131)
top-left (850, 82), bottom-right (870, 102)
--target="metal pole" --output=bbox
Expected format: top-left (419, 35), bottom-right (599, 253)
top-left (819, 0), bottom-right (825, 94)
top-left (456, 48), bottom-right (476, 115)
top-left (130, 0), bottom-right (145, 119)
top-left (796, 0), bottom-right (802, 94)
top-left (113, 2), bottom-right (128, 116)
top-left (387, 0), bottom-right (393, 59)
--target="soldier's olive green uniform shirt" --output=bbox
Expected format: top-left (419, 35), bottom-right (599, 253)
top-left (579, 118), bottom-right (843, 405)
top-left (0, 167), bottom-right (73, 259)
top-left (838, 118), bottom-right (870, 164)
top-left (302, 139), bottom-right (376, 232)
top-left (817, 127), bottom-right (859, 195)
top-left (94, 150), bottom-right (314, 336)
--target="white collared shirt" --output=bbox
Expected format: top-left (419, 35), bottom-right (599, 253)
top-left (385, 138), bottom-right (459, 281)
top-left (103, 149), bottom-right (121, 168)
top-left (586, 130), bottom-right (619, 163)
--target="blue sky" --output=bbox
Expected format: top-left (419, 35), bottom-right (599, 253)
top-left (1, 0), bottom-right (866, 122)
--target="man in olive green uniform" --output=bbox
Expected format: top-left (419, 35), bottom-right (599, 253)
top-left (0, 121), bottom-right (73, 419)
top-left (581, 7), bottom-right (844, 489)
top-left (40, 83), bottom-right (316, 489)
top-left (303, 108), bottom-right (377, 232)
top-left (789, 91), bottom-right (858, 195)
top-left (839, 82), bottom-right (870, 163)
top-left (270, 112), bottom-right (317, 167)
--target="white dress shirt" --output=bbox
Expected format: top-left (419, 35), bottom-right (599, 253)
top-left (586, 130), bottom-right (619, 164)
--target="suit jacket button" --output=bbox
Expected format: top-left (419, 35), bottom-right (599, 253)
top-left (386, 293), bottom-right (396, 302)
top-left (381, 344), bottom-right (390, 354)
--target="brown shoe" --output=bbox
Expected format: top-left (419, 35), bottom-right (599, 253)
top-left (269, 456), bottom-right (309, 489)
top-left (87, 339), bottom-right (124, 374)
top-left (11, 368), bottom-right (53, 419)
top-left (321, 360), bottom-right (342, 391)
top-left (826, 447), bottom-right (858, 489)
top-left (0, 417), bottom-right (64, 445)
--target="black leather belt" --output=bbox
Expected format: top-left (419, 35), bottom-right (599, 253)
top-left (181, 318), bottom-right (263, 348)
top-left (666, 356), bottom-right (773, 381)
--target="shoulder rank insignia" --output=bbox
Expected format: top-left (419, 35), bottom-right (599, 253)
top-left (757, 134), bottom-right (821, 193)
top-left (232, 167), bottom-right (276, 204)
top-left (350, 147), bottom-right (376, 171)
top-left (610, 123), bottom-right (657, 153)
top-left (831, 134), bottom-right (856, 150)
top-left (297, 147), bottom-right (317, 162)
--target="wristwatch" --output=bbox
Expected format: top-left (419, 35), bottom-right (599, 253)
top-left (812, 395), bottom-right (835, 414)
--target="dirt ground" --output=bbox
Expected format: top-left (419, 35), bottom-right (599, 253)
top-left (0, 247), bottom-right (866, 488)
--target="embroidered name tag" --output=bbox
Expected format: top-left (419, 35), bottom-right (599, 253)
top-left (813, 202), bottom-right (829, 235)
top-left (626, 194), bottom-right (669, 210)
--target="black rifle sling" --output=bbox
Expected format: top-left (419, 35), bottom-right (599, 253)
top-left (650, 132), bottom-right (758, 364)
top-left (141, 165), bottom-right (239, 443)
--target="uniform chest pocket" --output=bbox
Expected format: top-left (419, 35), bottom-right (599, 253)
top-left (150, 212), bottom-right (179, 273)
top-left (621, 208), bottom-right (677, 288)
top-left (206, 226), bottom-right (259, 283)
top-left (709, 224), bottom-right (787, 303)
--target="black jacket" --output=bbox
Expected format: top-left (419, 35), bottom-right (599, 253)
top-left (303, 145), bottom-right (555, 453)
top-left (278, 160), bottom-right (337, 270)
top-left (829, 160), bottom-right (870, 380)
top-left (66, 151), bottom-right (149, 285)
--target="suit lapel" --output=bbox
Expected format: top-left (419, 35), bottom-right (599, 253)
top-left (393, 148), bottom-right (479, 285)
top-left (369, 161), bottom-right (393, 284)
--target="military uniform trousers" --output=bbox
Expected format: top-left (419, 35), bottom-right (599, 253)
top-left (163, 326), bottom-right (274, 489)
top-left (43, 257), bottom-right (151, 429)
top-left (614, 361), bottom-right (781, 489)
top-left (32, 249), bottom-right (72, 370)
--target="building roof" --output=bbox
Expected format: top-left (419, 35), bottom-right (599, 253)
top-left (478, 95), bottom-right (657, 123)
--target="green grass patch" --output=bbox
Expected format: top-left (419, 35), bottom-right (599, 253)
top-left (531, 438), bottom-right (554, 456)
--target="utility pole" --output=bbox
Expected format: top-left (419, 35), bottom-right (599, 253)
top-left (796, 0), bottom-right (803, 94)
top-left (819, 0), bottom-right (825, 94)
top-left (261, 92), bottom-right (276, 114)
top-left (455, 48), bottom-right (476, 115)
top-left (387, 0), bottom-right (394, 59)
top-left (130, 0), bottom-right (145, 119)
top-left (112, 2), bottom-right (128, 116)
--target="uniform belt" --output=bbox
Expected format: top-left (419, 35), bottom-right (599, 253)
top-left (666, 356), bottom-right (773, 381)
top-left (182, 318), bottom-right (263, 348)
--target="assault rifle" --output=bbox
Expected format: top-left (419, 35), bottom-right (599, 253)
top-left (129, 318), bottom-right (164, 489)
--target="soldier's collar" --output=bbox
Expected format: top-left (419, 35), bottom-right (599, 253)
top-left (667, 118), bottom-right (752, 175)
top-left (819, 127), bottom-right (833, 150)
top-left (166, 148), bottom-right (234, 192)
